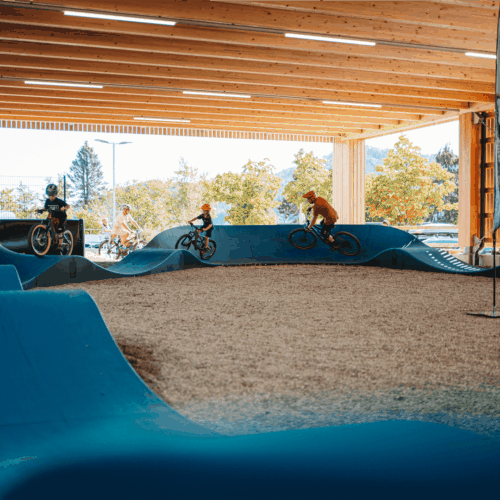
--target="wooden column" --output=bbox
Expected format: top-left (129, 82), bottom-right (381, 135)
top-left (332, 138), bottom-right (365, 224)
top-left (458, 112), bottom-right (480, 262)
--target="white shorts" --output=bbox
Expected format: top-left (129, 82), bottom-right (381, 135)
top-left (113, 228), bottom-right (131, 238)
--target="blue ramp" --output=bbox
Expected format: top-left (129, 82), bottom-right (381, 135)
top-left (0, 265), bottom-right (22, 291)
top-left (149, 224), bottom-right (500, 275)
top-left (0, 245), bottom-right (213, 289)
top-left (1, 289), bottom-right (500, 499)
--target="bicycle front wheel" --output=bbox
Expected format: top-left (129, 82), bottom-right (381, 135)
top-left (175, 234), bottom-right (192, 250)
top-left (134, 239), bottom-right (148, 251)
top-left (98, 239), bottom-right (111, 256)
top-left (59, 230), bottom-right (74, 256)
top-left (288, 228), bottom-right (317, 250)
top-left (29, 224), bottom-right (51, 256)
top-left (334, 232), bottom-right (361, 256)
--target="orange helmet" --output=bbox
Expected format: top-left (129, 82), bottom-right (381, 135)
top-left (201, 204), bottom-right (211, 211)
top-left (302, 191), bottom-right (316, 200)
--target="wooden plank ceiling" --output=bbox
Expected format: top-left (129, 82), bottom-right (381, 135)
top-left (0, 0), bottom-right (497, 141)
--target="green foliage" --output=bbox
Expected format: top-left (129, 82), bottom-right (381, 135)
top-left (365, 135), bottom-right (457, 225)
top-left (277, 199), bottom-right (300, 223)
top-left (171, 158), bottom-right (210, 225)
top-left (15, 183), bottom-right (39, 219)
top-left (206, 159), bottom-right (281, 225)
top-left (282, 149), bottom-right (332, 218)
top-left (68, 141), bottom-right (107, 207)
top-left (434, 143), bottom-right (459, 224)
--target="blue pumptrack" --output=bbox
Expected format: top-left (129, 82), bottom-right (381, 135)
top-left (1, 225), bottom-right (499, 498)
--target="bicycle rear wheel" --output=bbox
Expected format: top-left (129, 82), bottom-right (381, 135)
top-left (175, 234), bottom-right (192, 250)
top-left (199, 239), bottom-right (216, 260)
top-left (288, 228), bottom-right (317, 250)
top-left (333, 231), bottom-right (361, 256)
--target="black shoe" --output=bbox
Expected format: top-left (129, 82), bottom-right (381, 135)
top-left (329, 243), bottom-right (340, 252)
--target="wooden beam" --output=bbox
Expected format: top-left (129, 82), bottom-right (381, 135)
top-left (0, 119), bottom-right (342, 140)
top-left (226, 1), bottom-right (498, 31)
top-left (0, 96), bottom-right (407, 126)
top-left (0, 55), bottom-right (490, 104)
top-left (0, 111), bottom-right (357, 133)
top-left (0, 68), bottom-right (473, 109)
top-left (9, 0), bottom-right (495, 51)
top-left (0, 80), bottom-right (448, 115)
top-left (0, 7), bottom-right (494, 69)
top-left (0, 24), bottom-right (493, 83)
top-left (0, 106), bottom-right (374, 131)
top-left (0, 40), bottom-right (492, 94)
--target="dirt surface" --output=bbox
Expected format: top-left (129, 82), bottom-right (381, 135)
top-left (35, 265), bottom-right (500, 436)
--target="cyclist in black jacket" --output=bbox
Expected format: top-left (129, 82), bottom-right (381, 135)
top-left (37, 184), bottom-right (70, 247)
top-left (188, 204), bottom-right (213, 254)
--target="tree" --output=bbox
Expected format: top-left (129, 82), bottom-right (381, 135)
top-left (68, 141), bottom-right (106, 207)
top-left (15, 182), bottom-right (39, 219)
top-left (0, 188), bottom-right (17, 215)
top-left (434, 143), bottom-right (459, 224)
top-left (281, 149), bottom-right (332, 219)
top-left (365, 135), bottom-right (457, 226)
top-left (206, 159), bottom-right (281, 225)
top-left (277, 199), bottom-right (300, 223)
top-left (171, 158), bottom-right (209, 226)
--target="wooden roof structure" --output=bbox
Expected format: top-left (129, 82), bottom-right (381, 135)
top-left (0, 0), bottom-right (497, 141)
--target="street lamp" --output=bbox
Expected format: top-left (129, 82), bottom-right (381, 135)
top-left (95, 139), bottom-right (132, 226)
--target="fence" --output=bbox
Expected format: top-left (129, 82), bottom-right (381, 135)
top-left (0, 175), bottom-right (67, 218)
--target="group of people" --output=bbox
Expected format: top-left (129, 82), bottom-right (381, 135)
top-left (101, 203), bottom-right (213, 253)
top-left (41, 182), bottom-right (380, 255)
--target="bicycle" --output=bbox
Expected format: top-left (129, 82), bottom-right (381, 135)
top-left (29, 209), bottom-right (74, 257)
top-left (102, 230), bottom-right (147, 260)
top-left (288, 208), bottom-right (361, 256)
top-left (98, 236), bottom-right (120, 260)
top-left (174, 223), bottom-right (217, 260)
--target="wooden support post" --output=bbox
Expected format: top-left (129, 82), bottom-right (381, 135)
top-left (332, 138), bottom-right (365, 224)
top-left (458, 112), bottom-right (481, 264)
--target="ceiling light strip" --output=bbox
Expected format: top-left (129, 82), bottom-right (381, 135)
top-left (134, 117), bottom-right (191, 123)
top-left (323, 101), bottom-right (382, 108)
top-left (25, 80), bottom-right (103, 89)
top-left (64, 11), bottom-right (176, 26)
top-left (465, 52), bottom-right (496, 59)
top-left (285, 33), bottom-right (376, 46)
top-left (183, 91), bottom-right (251, 99)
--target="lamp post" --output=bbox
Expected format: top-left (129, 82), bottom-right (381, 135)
top-left (95, 139), bottom-right (132, 226)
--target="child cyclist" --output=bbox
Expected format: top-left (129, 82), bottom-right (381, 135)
top-left (302, 191), bottom-right (339, 251)
top-left (37, 184), bottom-right (70, 248)
top-left (188, 204), bottom-right (213, 253)
top-left (110, 204), bottom-right (141, 250)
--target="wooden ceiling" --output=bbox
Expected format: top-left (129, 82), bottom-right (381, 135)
top-left (0, 0), bottom-right (497, 141)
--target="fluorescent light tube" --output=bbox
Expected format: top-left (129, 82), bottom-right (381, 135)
top-left (25, 80), bottom-right (103, 88)
top-left (183, 91), bottom-right (251, 98)
top-left (323, 101), bottom-right (382, 108)
top-left (465, 52), bottom-right (496, 59)
top-left (286, 33), bottom-right (375, 46)
top-left (64, 11), bottom-right (176, 26)
top-left (134, 117), bottom-right (191, 123)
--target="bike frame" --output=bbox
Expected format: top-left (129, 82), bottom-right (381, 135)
top-left (304, 208), bottom-right (336, 245)
top-left (188, 223), bottom-right (204, 250)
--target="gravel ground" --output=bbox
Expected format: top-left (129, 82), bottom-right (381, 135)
top-left (36, 264), bottom-right (500, 439)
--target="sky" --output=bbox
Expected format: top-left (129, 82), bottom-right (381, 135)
top-left (0, 120), bottom-right (459, 188)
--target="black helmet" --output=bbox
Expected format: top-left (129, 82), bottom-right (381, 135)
top-left (46, 184), bottom-right (58, 196)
